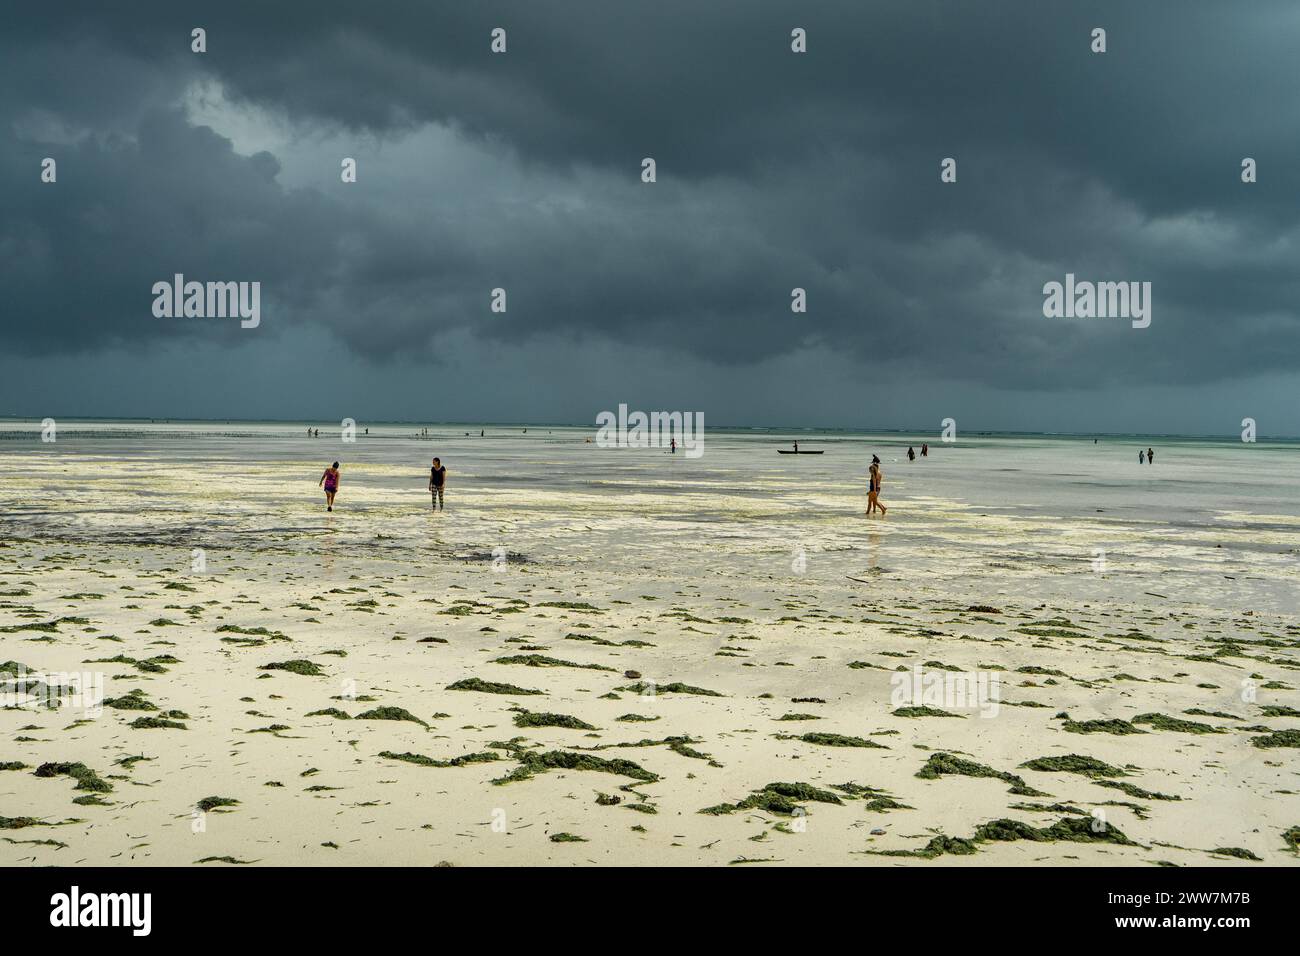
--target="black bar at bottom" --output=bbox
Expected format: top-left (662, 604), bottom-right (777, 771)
top-left (0, 865), bottom-right (1281, 941)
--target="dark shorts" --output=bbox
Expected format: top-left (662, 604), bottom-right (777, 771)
top-left (325, 485), bottom-right (337, 493)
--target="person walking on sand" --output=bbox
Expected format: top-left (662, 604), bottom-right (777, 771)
top-left (429, 457), bottom-right (447, 511)
top-left (670, 437), bottom-right (676, 454)
top-left (1139, 449), bottom-right (1145, 464)
top-left (907, 446), bottom-right (916, 461)
top-left (921, 443), bottom-right (928, 457)
top-left (319, 461), bottom-right (340, 511)
top-left (1147, 447), bottom-right (1154, 465)
top-left (867, 458), bottom-right (887, 515)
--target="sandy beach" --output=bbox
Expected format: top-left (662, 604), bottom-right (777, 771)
top-left (1, 423), bottom-right (1297, 866)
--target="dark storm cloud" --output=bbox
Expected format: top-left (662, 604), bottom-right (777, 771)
top-left (2, 0), bottom-right (1298, 395)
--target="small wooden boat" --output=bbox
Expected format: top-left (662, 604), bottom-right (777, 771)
top-left (777, 449), bottom-right (824, 454)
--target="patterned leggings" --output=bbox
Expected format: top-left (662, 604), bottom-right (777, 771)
top-left (431, 485), bottom-right (444, 508)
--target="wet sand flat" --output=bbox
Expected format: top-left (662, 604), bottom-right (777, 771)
top-left (1, 427), bottom-right (1297, 865)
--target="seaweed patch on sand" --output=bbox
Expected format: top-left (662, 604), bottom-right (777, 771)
top-left (379, 750), bottom-right (500, 768)
top-left (915, 753), bottom-right (1047, 797)
top-left (778, 732), bottom-right (887, 749)
top-left (447, 677), bottom-right (544, 696)
top-left (259, 659), bottom-right (324, 677)
top-left (874, 816), bottom-right (1137, 859)
top-left (489, 745), bottom-right (659, 786)
top-left (512, 710), bottom-right (597, 730)
top-left (1019, 754), bottom-right (1129, 778)
top-left (34, 761), bottom-right (113, 794)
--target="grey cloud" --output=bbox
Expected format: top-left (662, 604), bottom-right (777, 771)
top-left (1, 0), bottom-right (1298, 420)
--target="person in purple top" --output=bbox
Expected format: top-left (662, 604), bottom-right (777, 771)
top-left (319, 462), bottom-right (340, 511)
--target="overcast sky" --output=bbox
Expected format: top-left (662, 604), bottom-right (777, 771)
top-left (2, 1), bottom-right (1298, 435)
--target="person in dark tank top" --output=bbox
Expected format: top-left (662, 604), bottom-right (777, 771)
top-left (429, 457), bottom-right (447, 511)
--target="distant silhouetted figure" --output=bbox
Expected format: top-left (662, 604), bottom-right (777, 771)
top-left (907, 446), bottom-right (916, 461)
top-left (1139, 450), bottom-right (1145, 464)
top-left (1147, 447), bottom-right (1154, 465)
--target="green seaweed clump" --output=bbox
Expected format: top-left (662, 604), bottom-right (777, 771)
top-left (915, 752), bottom-right (1046, 796)
top-left (1061, 718), bottom-right (1145, 735)
top-left (102, 689), bottom-right (158, 712)
top-left (491, 654), bottom-right (615, 672)
top-left (196, 796), bottom-right (240, 812)
top-left (1250, 729), bottom-right (1300, 749)
top-left (194, 856), bottom-right (253, 865)
top-left (259, 659), bottom-right (324, 677)
top-left (893, 706), bottom-right (963, 719)
top-left (785, 732), bottom-right (886, 749)
top-left (130, 716), bottom-right (187, 730)
top-left (355, 706), bottom-right (428, 726)
top-left (1259, 705), bottom-right (1300, 718)
top-left (446, 677), bottom-right (544, 696)
top-left (34, 761), bottom-right (113, 793)
top-left (1091, 779), bottom-right (1181, 801)
top-left (0, 815), bottom-right (44, 830)
top-left (512, 711), bottom-right (597, 730)
top-left (1132, 712), bottom-right (1222, 734)
top-left (1210, 847), bottom-right (1260, 861)
top-left (217, 625), bottom-right (288, 640)
top-left (1282, 826), bottom-right (1300, 854)
top-left (878, 816), bottom-right (1134, 859)
top-left (863, 795), bottom-right (913, 811)
top-left (616, 681), bottom-right (724, 697)
top-left (492, 750), bottom-right (658, 786)
top-left (878, 834), bottom-right (980, 859)
top-left (975, 816), bottom-right (1135, 846)
top-left (701, 781), bottom-right (844, 816)
top-left (379, 750), bottom-right (499, 768)
top-left (1019, 754), bottom-right (1128, 778)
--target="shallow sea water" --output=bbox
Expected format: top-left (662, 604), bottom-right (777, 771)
top-left (1, 420), bottom-right (1296, 616)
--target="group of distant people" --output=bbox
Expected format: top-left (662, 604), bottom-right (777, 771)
top-left (317, 457), bottom-right (448, 513)
top-left (315, 435), bottom-right (1153, 520)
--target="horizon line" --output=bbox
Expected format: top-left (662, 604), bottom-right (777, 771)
top-left (0, 415), bottom-right (1293, 442)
